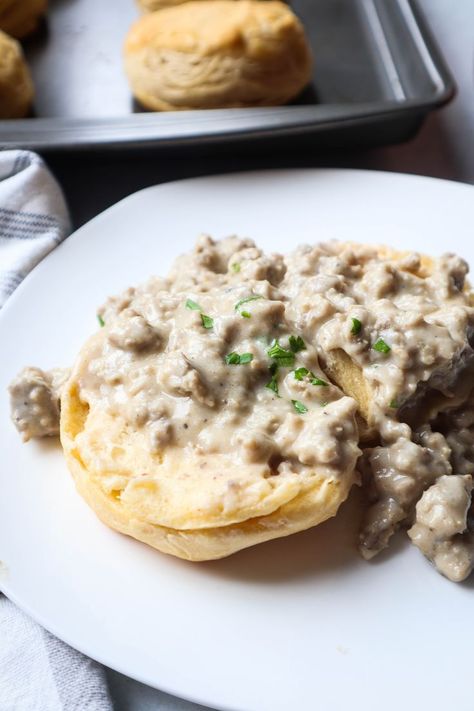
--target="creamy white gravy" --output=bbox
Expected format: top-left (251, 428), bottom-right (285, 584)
top-left (9, 236), bottom-right (474, 581)
top-left (79, 275), bottom-right (359, 483)
top-left (281, 241), bottom-right (474, 577)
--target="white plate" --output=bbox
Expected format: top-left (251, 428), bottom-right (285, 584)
top-left (1, 170), bottom-right (473, 711)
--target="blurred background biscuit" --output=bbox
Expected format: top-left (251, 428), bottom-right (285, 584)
top-left (124, 0), bottom-right (312, 111)
top-left (137, 0), bottom-right (273, 11)
top-left (0, 0), bottom-right (47, 40)
top-left (0, 30), bottom-right (33, 118)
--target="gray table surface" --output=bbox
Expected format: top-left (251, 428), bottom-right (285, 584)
top-left (45, 1), bottom-right (474, 709)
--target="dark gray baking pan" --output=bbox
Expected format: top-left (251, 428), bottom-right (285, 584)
top-left (0, 0), bottom-right (455, 151)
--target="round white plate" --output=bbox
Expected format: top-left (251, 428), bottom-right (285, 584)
top-left (1, 170), bottom-right (473, 711)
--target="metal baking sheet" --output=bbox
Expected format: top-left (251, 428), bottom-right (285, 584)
top-left (0, 0), bottom-right (454, 150)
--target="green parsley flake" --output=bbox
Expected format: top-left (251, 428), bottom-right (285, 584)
top-left (311, 377), bottom-right (328, 387)
top-left (292, 400), bottom-right (308, 414)
top-left (351, 318), bottom-right (362, 335)
top-left (293, 367), bottom-right (328, 386)
top-left (234, 295), bottom-right (263, 311)
top-left (267, 340), bottom-right (295, 367)
top-left (294, 367), bottom-right (309, 381)
top-left (185, 298), bottom-right (202, 311)
top-left (225, 352), bottom-right (240, 365)
top-left (201, 314), bottom-right (214, 329)
top-left (265, 363), bottom-right (280, 395)
top-left (266, 376), bottom-right (279, 396)
top-left (241, 311), bottom-right (251, 319)
top-left (373, 338), bottom-right (391, 354)
top-left (225, 352), bottom-right (253, 365)
top-left (289, 335), bottom-right (306, 353)
top-left (185, 298), bottom-right (214, 329)
top-left (97, 314), bottom-right (105, 328)
top-left (389, 399), bottom-right (398, 409)
top-left (231, 262), bottom-right (241, 273)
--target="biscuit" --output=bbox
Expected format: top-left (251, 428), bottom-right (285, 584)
top-left (137, 0), bottom-right (201, 10)
top-left (124, 1), bottom-right (312, 110)
top-left (62, 425), bottom-right (355, 562)
top-left (137, 0), bottom-right (272, 12)
top-left (0, 0), bottom-right (47, 39)
top-left (0, 30), bottom-right (33, 119)
top-left (60, 279), bottom-right (359, 561)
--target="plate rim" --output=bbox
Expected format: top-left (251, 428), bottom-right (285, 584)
top-left (2, 166), bottom-right (474, 325)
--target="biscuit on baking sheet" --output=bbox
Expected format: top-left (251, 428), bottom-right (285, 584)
top-left (137, 0), bottom-right (273, 11)
top-left (0, 0), bottom-right (47, 39)
top-left (124, 0), bottom-right (312, 111)
top-left (60, 279), bottom-right (359, 561)
top-left (137, 0), bottom-right (206, 10)
top-left (0, 30), bottom-right (33, 118)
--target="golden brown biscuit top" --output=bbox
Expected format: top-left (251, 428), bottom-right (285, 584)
top-left (0, 0), bottom-right (16, 14)
top-left (0, 0), bottom-right (47, 39)
top-left (0, 28), bottom-right (22, 74)
top-left (125, 0), bottom-right (305, 58)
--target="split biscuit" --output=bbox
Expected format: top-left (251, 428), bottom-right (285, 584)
top-left (60, 280), bottom-right (359, 561)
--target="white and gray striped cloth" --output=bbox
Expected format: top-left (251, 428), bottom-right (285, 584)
top-left (0, 150), bottom-right (113, 711)
top-left (0, 150), bottom-right (70, 307)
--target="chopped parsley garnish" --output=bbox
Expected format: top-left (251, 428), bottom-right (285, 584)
top-left (311, 377), bottom-right (328, 387)
top-left (265, 360), bottom-right (280, 396)
top-left (231, 262), bottom-right (241, 273)
top-left (186, 298), bottom-right (213, 329)
top-left (294, 367), bottom-right (309, 381)
top-left (241, 311), bottom-right (251, 319)
top-left (201, 314), bottom-right (214, 329)
top-left (292, 400), bottom-right (308, 414)
top-left (389, 399), bottom-right (398, 409)
top-left (185, 298), bottom-right (202, 311)
top-left (293, 367), bottom-right (328, 386)
top-left (351, 318), bottom-right (362, 335)
top-left (289, 335), bottom-right (306, 353)
top-left (97, 314), bottom-right (105, 327)
top-left (266, 376), bottom-right (279, 396)
top-left (267, 340), bottom-right (295, 367)
top-left (373, 338), bottom-right (391, 354)
top-left (234, 295), bottom-right (263, 311)
top-left (225, 352), bottom-right (253, 365)
top-left (269, 361), bottom-right (278, 376)
top-left (225, 352), bottom-right (240, 365)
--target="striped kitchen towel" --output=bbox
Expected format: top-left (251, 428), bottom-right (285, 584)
top-left (0, 150), bottom-right (113, 711)
top-left (0, 596), bottom-right (113, 711)
top-left (0, 150), bottom-right (70, 307)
